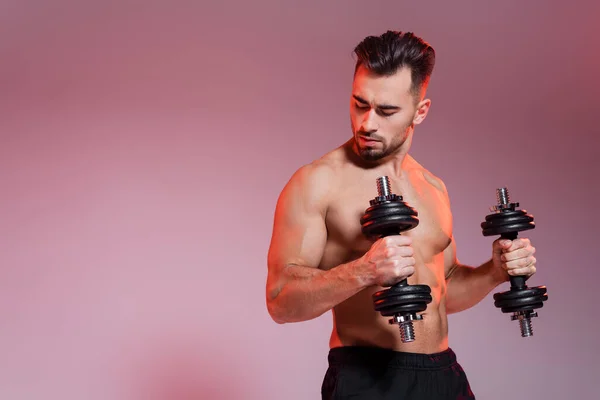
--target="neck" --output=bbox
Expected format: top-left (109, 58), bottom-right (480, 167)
top-left (386, 133), bottom-right (413, 177)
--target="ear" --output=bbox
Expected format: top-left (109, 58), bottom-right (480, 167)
top-left (413, 98), bottom-right (431, 125)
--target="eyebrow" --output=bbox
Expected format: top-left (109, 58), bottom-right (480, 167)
top-left (352, 94), bottom-right (400, 110)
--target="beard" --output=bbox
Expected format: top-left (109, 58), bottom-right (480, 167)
top-left (358, 146), bottom-right (389, 161)
top-left (354, 126), bottom-right (412, 162)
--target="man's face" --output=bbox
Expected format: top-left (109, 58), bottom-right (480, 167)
top-left (350, 65), bottom-right (429, 162)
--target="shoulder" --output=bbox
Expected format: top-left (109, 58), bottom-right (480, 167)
top-left (407, 156), bottom-right (450, 203)
top-left (277, 148), bottom-right (343, 213)
top-left (422, 168), bottom-right (449, 198)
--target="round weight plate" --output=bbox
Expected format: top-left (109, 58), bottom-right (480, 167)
top-left (372, 285), bottom-right (432, 316)
top-left (481, 209), bottom-right (535, 236)
top-left (493, 286), bottom-right (548, 313)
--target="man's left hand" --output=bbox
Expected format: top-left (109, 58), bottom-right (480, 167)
top-left (492, 238), bottom-right (537, 279)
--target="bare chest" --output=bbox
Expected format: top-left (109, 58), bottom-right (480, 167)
top-left (323, 177), bottom-right (452, 266)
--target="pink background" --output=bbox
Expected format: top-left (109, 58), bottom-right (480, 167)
top-left (1, 1), bottom-right (598, 399)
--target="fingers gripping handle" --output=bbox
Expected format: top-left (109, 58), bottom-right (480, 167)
top-left (499, 231), bottom-right (528, 290)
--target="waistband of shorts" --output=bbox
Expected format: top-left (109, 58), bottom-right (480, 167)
top-left (327, 346), bottom-right (457, 370)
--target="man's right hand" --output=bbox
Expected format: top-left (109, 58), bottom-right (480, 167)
top-left (358, 235), bottom-right (416, 287)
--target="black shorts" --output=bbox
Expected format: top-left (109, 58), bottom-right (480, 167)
top-left (321, 346), bottom-right (475, 400)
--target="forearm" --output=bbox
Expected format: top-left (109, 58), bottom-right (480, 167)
top-left (267, 260), bottom-right (367, 324)
top-left (445, 259), bottom-right (508, 314)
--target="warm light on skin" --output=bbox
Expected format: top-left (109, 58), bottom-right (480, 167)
top-left (349, 65), bottom-right (431, 164)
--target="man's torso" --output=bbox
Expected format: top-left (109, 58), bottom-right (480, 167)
top-left (317, 144), bottom-right (453, 354)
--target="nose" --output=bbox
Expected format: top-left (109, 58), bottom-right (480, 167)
top-left (360, 109), bottom-right (378, 133)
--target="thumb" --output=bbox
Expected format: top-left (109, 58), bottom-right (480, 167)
top-left (494, 239), bottom-right (511, 255)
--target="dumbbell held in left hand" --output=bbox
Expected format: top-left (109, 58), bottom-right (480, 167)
top-left (481, 187), bottom-right (548, 337)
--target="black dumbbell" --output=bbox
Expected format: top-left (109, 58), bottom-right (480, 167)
top-left (481, 187), bottom-right (548, 337)
top-left (360, 176), bottom-right (432, 343)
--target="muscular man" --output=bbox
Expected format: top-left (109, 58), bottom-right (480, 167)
top-left (266, 30), bottom-right (537, 399)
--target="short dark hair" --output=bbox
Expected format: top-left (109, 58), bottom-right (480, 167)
top-left (353, 30), bottom-right (436, 98)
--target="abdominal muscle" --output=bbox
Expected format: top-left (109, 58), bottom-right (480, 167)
top-left (327, 257), bottom-right (450, 354)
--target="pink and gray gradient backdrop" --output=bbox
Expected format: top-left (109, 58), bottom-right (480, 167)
top-left (1, 1), bottom-right (598, 399)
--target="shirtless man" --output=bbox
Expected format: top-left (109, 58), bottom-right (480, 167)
top-left (265, 30), bottom-right (537, 399)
